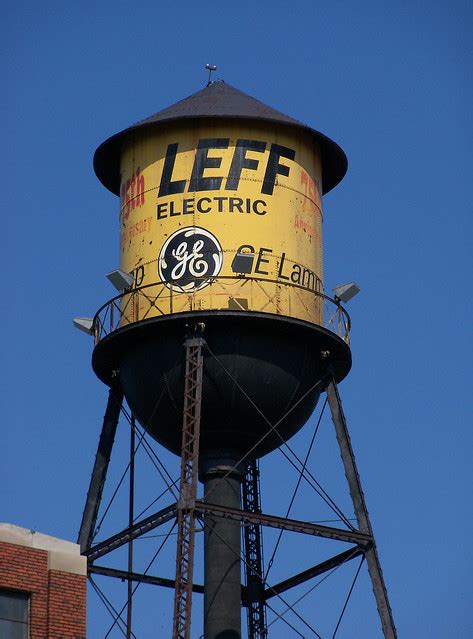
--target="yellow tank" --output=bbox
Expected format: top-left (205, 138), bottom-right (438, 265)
top-left (117, 120), bottom-right (324, 325)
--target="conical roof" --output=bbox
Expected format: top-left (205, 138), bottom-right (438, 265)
top-left (94, 81), bottom-right (347, 195)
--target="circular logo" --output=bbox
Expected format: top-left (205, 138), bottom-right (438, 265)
top-left (158, 226), bottom-right (223, 292)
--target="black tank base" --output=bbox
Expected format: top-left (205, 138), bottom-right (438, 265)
top-left (92, 311), bottom-right (351, 459)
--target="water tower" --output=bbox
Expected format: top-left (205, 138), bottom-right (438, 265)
top-left (77, 80), bottom-right (396, 638)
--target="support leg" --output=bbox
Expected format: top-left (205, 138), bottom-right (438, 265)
top-left (325, 378), bottom-right (397, 639)
top-left (78, 381), bottom-right (123, 553)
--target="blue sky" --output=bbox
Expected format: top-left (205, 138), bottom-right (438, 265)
top-left (2, 1), bottom-right (472, 637)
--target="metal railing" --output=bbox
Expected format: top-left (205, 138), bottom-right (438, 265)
top-left (92, 276), bottom-right (351, 345)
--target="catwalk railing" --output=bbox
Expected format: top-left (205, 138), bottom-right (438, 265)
top-left (92, 276), bottom-right (351, 345)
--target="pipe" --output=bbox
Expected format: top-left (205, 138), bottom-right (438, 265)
top-left (201, 451), bottom-right (243, 639)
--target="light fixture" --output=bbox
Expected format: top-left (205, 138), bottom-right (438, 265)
top-left (231, 248), bottom-right (255, 274)
top-left (332, 282), bottom-right (360, 303)
top-left (73, 317), bottom-right (94, 335)
top-left (106, 269), bottom-right (134, 291)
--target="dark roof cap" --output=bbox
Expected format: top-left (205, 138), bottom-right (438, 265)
top-left (94, 81), bottom-right (347, 195)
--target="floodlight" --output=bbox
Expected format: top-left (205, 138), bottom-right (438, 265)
top-left (332, 282), bottom-right (360, 303)
top-left (73, 317), bottom-right (94, 335)
top-left (106, 269), bottom-right (134, 291)
top-left (231, 251), bottom-right (254, 274)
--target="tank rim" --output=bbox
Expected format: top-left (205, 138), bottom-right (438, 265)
top-left (92, 310), bottom-right (352, 387)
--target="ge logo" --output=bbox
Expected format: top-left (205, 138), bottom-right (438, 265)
top-left (158, 227), bottom-right (223, 292)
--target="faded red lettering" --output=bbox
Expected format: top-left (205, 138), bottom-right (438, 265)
top-left (121, 168), bottom-right (146, 221)
top-left (300, 169), bottom-right (317, 212)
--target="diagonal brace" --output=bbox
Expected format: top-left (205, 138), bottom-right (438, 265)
top-left (85, 503), bottom-right (177, 562)
top-left (89, 564), bottom-right (204, 594)
top-left (264, 546), bottom-right (365, 601)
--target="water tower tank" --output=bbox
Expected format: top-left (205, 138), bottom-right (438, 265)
top-left (92, 81), bottom-right (351, 459)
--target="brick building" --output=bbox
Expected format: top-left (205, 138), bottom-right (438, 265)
top-left (0, 523), bottom-right (86, 638)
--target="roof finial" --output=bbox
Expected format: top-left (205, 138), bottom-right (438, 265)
top-left (205, 64), bottom-right (217, 86)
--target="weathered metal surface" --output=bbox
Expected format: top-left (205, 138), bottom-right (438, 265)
top-left (326, 378), bottom-right (397, 639)
top-left (172, 336), bottom-right (204, 639)
top-left (94, 81), bottom-right (347, 196)
top-left (116, 122), bottom-right (325, 329)
top-left (77, 383), bottom-right (123, 553)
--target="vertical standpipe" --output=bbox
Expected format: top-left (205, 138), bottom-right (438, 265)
top-left (201, 452), bottom-right (244, 639)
